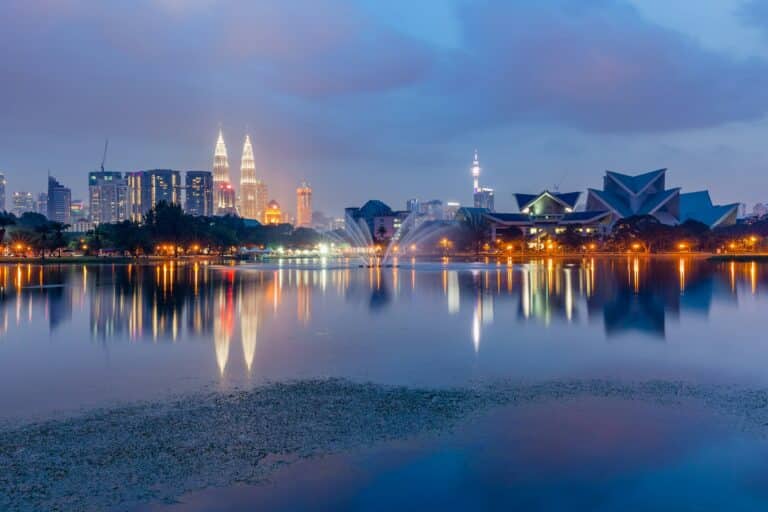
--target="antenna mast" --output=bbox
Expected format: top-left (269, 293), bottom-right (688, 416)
top-left (100, 139), bottom-right (109, 172)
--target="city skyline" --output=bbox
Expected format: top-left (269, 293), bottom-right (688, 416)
top-left (4, 1), bottom-right (768, 215)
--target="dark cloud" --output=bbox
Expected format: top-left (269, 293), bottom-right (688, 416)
top-left (2, 0), bottom-right (768, 211)
top-left (446, 0), bottom-right (768, 133)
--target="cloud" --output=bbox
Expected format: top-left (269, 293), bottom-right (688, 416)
top-left (738, 0), bottom-right (768, 38)
top-left (0, 0), bottom-right (435, 142)
top-left (445, 0), bottom-right (768, 133)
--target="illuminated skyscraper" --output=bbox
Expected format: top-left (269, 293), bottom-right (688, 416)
top-left (213, 129), bottom-right (236, 215)
top-left (89, 171), bottom-right (128, 224)
top-left (296, 181), bottom-right (312, 228)
top-left (126, 170), bottom-right (181, 221)
top-left (185, 171), bottom-right (213, 216)
top-left (471, 149), bottom-right (481, 194)
top-left (12, 192), bottom-right (35, 217)
top-left (239, 135), bottom-right (260, 220)
top-left (254, 181), bottom-right (267, 223)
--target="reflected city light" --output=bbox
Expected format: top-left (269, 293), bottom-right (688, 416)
top-left (0, 258), bottom-right (765, 375)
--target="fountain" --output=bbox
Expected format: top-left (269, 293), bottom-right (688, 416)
top-left (324, 210), bottom-right (452, 268)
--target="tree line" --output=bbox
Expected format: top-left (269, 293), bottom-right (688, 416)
top-left (1, 202), bottom-right (324, 257)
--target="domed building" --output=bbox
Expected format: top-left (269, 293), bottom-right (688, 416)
top-left (264, 199), bottom-right (282, 225)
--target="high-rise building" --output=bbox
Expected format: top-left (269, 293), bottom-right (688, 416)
top-left (296, 181), bottom-right (312, 228)
top-left (406, 199), bottom-right (419, 212)
top-left (422, 199), bottom-right (444, 221)
top-left (126, 172), bottom-right (144, 222)
top-left (239, 135), bottom-right (260, 220)
top-left (213, 129), bottom-right (236, 215)
top-left (89, 171), bottom-right (128, 224)
top-left (126, 169), bottom-right (181, 221)
top-left (36, 193), bottom-right (48, 216)
top-left (444, 201), bottom-right (461, 220)
top-left (185, 171), bottom-right (213, 216)
top-left (0, 173), bottom-right (6, 212)
top-left (47, 175), bottom-right (72, 224)
top-left (474, 189), bottom-right (495, 211)
top-left (255, 181), bottom-right (268, 223)
top-left (70, 199), bottom-right (86, 220)
top-left (12, 192), bottom-right (35, 217)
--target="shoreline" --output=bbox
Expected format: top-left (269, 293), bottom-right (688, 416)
top-left (0, 252), bottom-right (763, 265)
top-left (4, 378), bottom-right (768, 511)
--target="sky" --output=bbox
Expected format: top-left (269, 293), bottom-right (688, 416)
top-left (3, 0), bottom-right (768, 216)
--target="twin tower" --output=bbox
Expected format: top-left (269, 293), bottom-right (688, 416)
top-left (212, 129), bottom-right (269, 221)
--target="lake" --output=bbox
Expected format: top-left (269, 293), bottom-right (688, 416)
top-left (2, 257), bottom-right (768, 510)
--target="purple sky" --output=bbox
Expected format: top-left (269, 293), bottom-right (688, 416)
top-left (3, 0), bottom-right (768, 216)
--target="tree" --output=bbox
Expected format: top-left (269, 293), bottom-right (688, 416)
top-left (144, 202), bottom-right (189, 255)
top-left (0, 212), bottom-right (16, 246)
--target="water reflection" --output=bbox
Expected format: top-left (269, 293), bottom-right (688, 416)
top-left (0, 258), bottom-right (764, 377)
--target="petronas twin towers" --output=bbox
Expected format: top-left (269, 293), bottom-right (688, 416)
top-left (213, 129), bottom-right (268, 220)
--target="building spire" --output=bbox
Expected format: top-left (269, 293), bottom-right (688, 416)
top-left (471, 149), bottom-right (481, 194)
top-left (213, 129), bottom-right (230, 184)
top-left (240, 134), bottom-right (256, 185)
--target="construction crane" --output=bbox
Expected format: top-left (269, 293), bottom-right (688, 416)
top-left (100, 139), bottom-right (109, 172)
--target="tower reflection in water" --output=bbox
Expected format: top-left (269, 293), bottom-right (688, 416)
top-left (0, 258), bottom-right (764, 375)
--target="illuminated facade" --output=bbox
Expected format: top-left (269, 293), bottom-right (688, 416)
top-left (255, 181), bottom-right (268, 223)
top-left (296, 181), bottom-right (312, 228)
top-left (88, 171), bottom-right (128, 224)
top-left (471, 149), bottom-right (480, 193)
top-left (264, 200), bottom-right (282, 225)
top-left (0, 173), bottom-right (5, 211)
top-left (184, 171), bottom-right (213, 217)
top-left (239, 135), bottom-right (260, 220)
top-left (12, 191), bottom-right (35, 217)
top-left (213, 129), bottom-right (236, 215)
top-left (126, 170), bottom-right (181, 221)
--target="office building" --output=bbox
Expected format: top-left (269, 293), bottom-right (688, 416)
top-left (296, 181), bottom-right (312, 228)
top-left (126, 169), bottom-right (181, 221)
top-left (0, 173), bottom-right (5, 211)
top-left (185, 171), bottom-right (213, 217)
top-left (47, 175), bottom-right (72, 224)
top-left (12, 192), bottom-right (35, 217)
top-left (255, 181), bottom-right (268, 223)
top-left (36, 193), bottom-right (47, 215)
top-left (89, 171), bottom-right (128, 224)
top-left (474, 188), bottom-right (495, 211)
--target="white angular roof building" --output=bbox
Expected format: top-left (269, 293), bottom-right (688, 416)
top-left (586, 169), bottom-right (738, 229)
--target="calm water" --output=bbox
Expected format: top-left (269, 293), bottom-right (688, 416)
top-left (0, 257), bottom-right (767, 420)
top-left (3, 257), bottom-right (768, 510)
